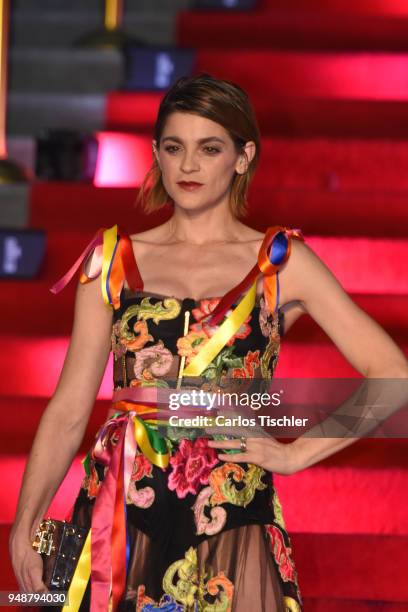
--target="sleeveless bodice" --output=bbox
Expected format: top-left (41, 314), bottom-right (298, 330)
top-left (111, 287), bottom-right (285, 392)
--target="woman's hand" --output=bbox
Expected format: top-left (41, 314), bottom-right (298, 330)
top-left (207, 435), bottom-right (301, 476)
top-left (9, 529), bottom-right (48, 594)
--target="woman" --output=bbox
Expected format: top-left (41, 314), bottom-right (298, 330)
top-left (9, 74), bottom-right (408, 612)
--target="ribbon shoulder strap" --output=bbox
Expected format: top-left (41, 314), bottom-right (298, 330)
top-left (99, 227), bottom-right (143, 309)
top-left (208, 225), bottom-right (305, 325)
top-left (259, 225), bottom-right (305, 315)
top-left (49, 225), bottom-right (142, 310)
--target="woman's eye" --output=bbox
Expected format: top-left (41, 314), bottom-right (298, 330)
top-left (164, 145), bottom-right (180, 153)
top-left (204, 146), bottom-right (220, 154)
top-left (163, 145), bottom-right (220, 155)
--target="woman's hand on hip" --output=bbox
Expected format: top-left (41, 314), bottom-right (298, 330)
top-left (206, 435), bottom-right (301, 476)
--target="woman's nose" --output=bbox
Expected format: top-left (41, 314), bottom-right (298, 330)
top-left (180, 151), bottom-right (199, 173)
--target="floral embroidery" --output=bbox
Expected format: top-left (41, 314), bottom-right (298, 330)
top-left (168, 438), bottom-right (219, 499)
top-left (111, 320), bottom-right (127, 358)
top-left (272, 489), bottom-right (286, 530)
top-left (231, 349), bottom-right (260, 378)
top-left (112, 298), bottom-right (182, 359)
top-left (126, 452), bottom-right (155, 508)
top-left (132, 452), bottom-right (153, 481)
top-left (256, 297), bottom-right (281, 377)
top-left (191, 298), bottom-right (252, 346)
top-left (191, 486), bottom-right (227, 536)
top-left (125, 320), bottom-right (154, 351)
top-left (259, 296), bottom-right (273, 338)
top-left (264, 524), bottom-right (298, 584)
top-left (176, 330), bottom-right (210, 365)
top-left (127, 483), bottom-right (155, 509)
top-left (134, 340), bottom-right (173, 381)
top-left (192, 461), bottom-right (268, 536)
top-left (191, 298), bottom-right (221, 322)
top-left (136, 585), bottom-right (183, 611)
top-left (111, 317), bottom-right (154, 359)
top-left (208, 462), bottom-right (267, 507)
top-left (135, 546), bottom-right (234, 611)
top-left (80, 462), bottom-right (100, 499)
top-left (113, 293), bottom-right (279, 388)
top-left (123, 298), bottom-right (182, 326)
top-left (200, 346), bottom-right (243, 382)
top-left (162, 546), bottom-right (233, 611)
top-left (260, 320), bottom-right (280, 378)
top-left (283, 596), bottom-right (303, 612)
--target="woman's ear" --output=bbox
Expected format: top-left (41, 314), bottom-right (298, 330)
top-left (152, 140), bottom-right (160, 166)
top-left (235, 141), bottom-right (256, 174)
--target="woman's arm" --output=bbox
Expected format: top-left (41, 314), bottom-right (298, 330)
top-left (280, 239), bottom-right (408, 471)
top-left (9, 265), bottom-right (112, 592)
top-left (208, 237), bottom-right (407, 476)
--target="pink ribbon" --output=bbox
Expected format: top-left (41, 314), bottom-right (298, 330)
top-left (90, 413), bottom-right (128, 611)
top-left (50, 231), bottom-right (104, 295)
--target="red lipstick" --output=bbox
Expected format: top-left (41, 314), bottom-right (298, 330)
top-left (177, 181), bottom-right (204, 191)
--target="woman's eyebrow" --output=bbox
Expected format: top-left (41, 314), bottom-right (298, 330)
top-left (161, 136), bottom-right (226, 144)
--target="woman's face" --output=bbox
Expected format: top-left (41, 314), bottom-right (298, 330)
top-left (153, 112), bottom-right (254, 212)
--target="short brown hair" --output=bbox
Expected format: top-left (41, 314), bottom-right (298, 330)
top-left (137, 73), bottom-right (261, 218)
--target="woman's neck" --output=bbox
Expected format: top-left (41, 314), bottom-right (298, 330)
top-left (165, 208), bottom-right (243, 245)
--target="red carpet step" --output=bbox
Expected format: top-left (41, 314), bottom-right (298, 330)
top-left (177, 9), bottom-right (408, 51)
top-left (1, 334), bottom-right (407, 396)
top-left (259, 0), bottom-right (408, 16)
top-left (194, 50), bottom-right (408, 102)
top-left (28, 182), bottom-right (408, 238)
top-left (0, 280), bottom-right (407, 341)
top-left (0, 397), bottom-right (110, 454)
top-left (303, 599), bottom-right (408, 611)
top-left (1, 528), bottom-right (407, 604)
top-left (105, 91), bottom-right (161, 131)
top-left (303, 600), bottom-right (408, 611)
top-left (1, 454), bottom-right (407, 535)
top-left (106, 91), bottom-right (408, 138)
top-left (293, 532), bottom-right (408, 603)
top-left (0, 336), bottom-right (362, 399)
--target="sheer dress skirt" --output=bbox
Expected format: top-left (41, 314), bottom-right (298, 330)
top-left (69, 439), bottom-right (303, 612)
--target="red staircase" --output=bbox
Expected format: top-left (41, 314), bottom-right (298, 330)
top-left (2, 1), bottom-right (408, 609)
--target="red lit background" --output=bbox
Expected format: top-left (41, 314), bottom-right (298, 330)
top-left (1, 1), bottom-right (408, 610)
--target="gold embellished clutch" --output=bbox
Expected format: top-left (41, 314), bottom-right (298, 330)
top-left (32, 518), bottom-right (88, 591)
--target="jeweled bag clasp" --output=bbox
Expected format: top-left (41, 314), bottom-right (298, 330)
top-left (32, 518), bottom-right (57, 556)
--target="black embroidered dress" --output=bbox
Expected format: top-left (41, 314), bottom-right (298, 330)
top-left (54, 224), bottom-right (304, 612)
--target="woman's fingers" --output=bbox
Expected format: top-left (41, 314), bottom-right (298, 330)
top-left (208, 436), bottom-right (297, 475)
top-left (30, 557), bottom-right (48, 593)
top-left (11, 544), bottom-right (47, 593)
top-left (216, 452), bottom-right (251, 462)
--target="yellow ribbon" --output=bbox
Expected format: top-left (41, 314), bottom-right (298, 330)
top-left (133, 415), bottom-right (169, 469)
top-left (63, 529), bottom-right (91, 610)
top-left (101, 224), bottom-right (118, 307)
top-left (182, 280), bottom-right (257, 377)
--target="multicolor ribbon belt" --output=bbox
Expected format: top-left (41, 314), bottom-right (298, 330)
top-left (66, 391), bottom-right (170, 612)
